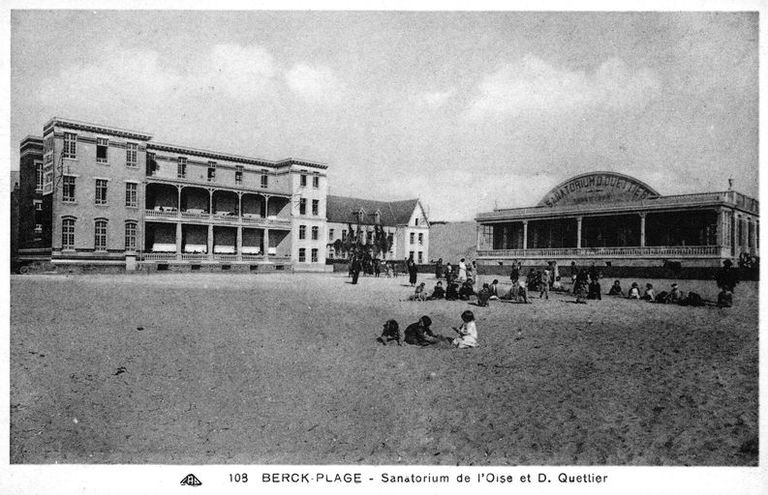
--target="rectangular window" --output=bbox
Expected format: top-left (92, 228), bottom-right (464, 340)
top-left (63, 132), bottom-right (77, 159)
top-left (34, 200), bottom-right (42, 211)
top-left (409, 250), bottom-right (414, 260)
top-left (235, 165), bottom-right (243, 184)
top-left (418, 233), bottom-right (423, 246)
top-left (342, 229), bottom-right (347, 241)
top-left (311, 248), bottom-right (318, 263)
top-left (62, 176), bottom-right (76, 202)
top-left (94, 220), bottom-right (108, 251)
top-left (298, 248), bottom-right (306, 262)
top-left (35, 161), bottom-right (43, 193)
top-left (177, 157), bottom-right (187, 178)
top-left (312, 175), bottom-right (319, 188)
top-left (62, 218), bottom-right (75, 249)
top-left (299, 225), bottom-right (306, 240)
top-left (299, 198), bottom-right (307, 215)
top-left (126, 143), bottom-right (138, 167)
top-left (300, 174), bottom-right (307, 187)
top-left (207, 161), bottom-right (216, 182)
top-left (312, 199), bottom-right (319, 216)
top-left (146, 152), bottom-right (156, 176)
top-left (311, 226), bottom-right (319, 240)
top-left (96, 138), bottom-right (109, 163)
top-left (261, 172), bottom-right (268, 188)
top-left (125, 222), bottom-right (137, 251)
top-left (410, 232), bottom-right (415, 244)
top-left (125, 182), bottom-right (138, 207)
top-left (418, 251), bottom-right (423, 264)
top-left (329, 229), bottom-right (334, 241)
top-left (95, 179), bottom-right (108, 205)
top-left (388, 233), bottom-right (394, 251)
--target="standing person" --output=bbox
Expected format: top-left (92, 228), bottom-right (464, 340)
top-left (716, 259), bottom-right (739, 307)
top-left (435, 258), bottom-right (444, 279)
top-left (458, 258), bottom-right (467, 283)
top-left (407, 256), bottom-right (418, 286)
top-left (570, 261), bottom-right (578, 292)
top-left (373, 258), bottom-right (381, 278)
top-left (510, 261), bottom-right (520, 287)
top-left (466, 260), bottom-right (475, 287)
top-left (350, 256), bottom-right (362, 285)
top-left (551, 261), bottom-right (560, 289)
top-left (574, 268), bottom-right (589, 303)
top-left (445, 262), bottom-right (453, 284)
top-left (451, 310), bottom-right (478, 348)
top-left (539, 266), bottom-right (551, 300)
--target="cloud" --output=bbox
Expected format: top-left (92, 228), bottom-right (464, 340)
top-left (285, 63), bottom-right (344, 105)
top-left (417, 89), bottom-right (455, 108)
top-left (38, 43), bottom-right (278, 111)
top-left (204, 43), bottom-right (276, 98)
top-left (467, 55), bottom-right (661, 119)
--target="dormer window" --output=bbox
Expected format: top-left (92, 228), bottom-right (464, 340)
top-left (415, 218), bottom-right (419, 226)
top-left (375, 210), bottom-right (381, 224)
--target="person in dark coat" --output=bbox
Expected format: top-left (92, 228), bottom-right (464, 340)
top-left (716, 259), bottom-right (739, 307)
top-left (404, 316), bottom-right (440, 346)
top-left (350, 256), bottom-right (362, 284)
top-left (435, 258), bottom-right (443, 279)
top-left (429, 281), bottom-right (445, 300)
top-left (407, 257), bottom-right (418, 286)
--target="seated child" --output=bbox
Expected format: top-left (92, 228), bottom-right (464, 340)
top-left (667, 283), bottom-right (682, 303)
top-left (717, 289), bottom-right (733, 308)
top-left (476, 283), bottom-right (492, 307)
top-left (404, 316), bottom-right (441, 346)
top-left (429, 281), bottom-right (445, 300)
top-left (489, 279), bottom-right (500, 300)
top-left (608, 280), bottom-right (624, 297)
top-left (517, 280), bottom-right (531, 303)
top-left (627, 282), bottom-right (641, 299)
top-left (445, 281), bottom-right (460, 301)
top-left (376, 319), bottom-right (401, 346)
top-left (551, 276), bottom-right (563, 291)
top-left (459, 279), bottom-right (476, 300)
top-left (409, 282), bottom-right (427, 301)
top-left (642, 283), bottom-right (656, 302)
top-left (451, 310), bottom-right (478, 348)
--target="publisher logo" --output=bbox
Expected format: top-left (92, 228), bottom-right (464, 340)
top-left (180, 473), bottom-right (202, 486)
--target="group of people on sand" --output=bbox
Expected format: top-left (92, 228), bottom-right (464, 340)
top-left (376, 310), bottom-right (478, 348)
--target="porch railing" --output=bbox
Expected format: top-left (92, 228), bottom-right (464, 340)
top-left (477, 245), bottom-right (723, 258)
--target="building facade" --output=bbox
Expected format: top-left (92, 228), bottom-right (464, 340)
top-left (17, 117), bottom-right (330, 271)
top-left (475, 171), bottom-right (758, 270)
top-left (325, 196), bottom-right (430, 263)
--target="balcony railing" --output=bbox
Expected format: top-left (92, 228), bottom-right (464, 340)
top-left (477, 245), bottom-right (723, 258)
top-left (145, 209), bottom-right (291, 228)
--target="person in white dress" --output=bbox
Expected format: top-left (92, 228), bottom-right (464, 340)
top-left (458, 258), bottom-right (467, 283)
top-left (452, 310), bottom-right (478, 348)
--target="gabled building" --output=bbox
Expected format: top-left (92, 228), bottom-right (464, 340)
top-left (325, 195), bottom-right (430, 263)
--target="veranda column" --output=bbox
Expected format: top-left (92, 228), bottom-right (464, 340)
top-left (263, 228), bottom-right (270, 260)
top-left (639, 213), bottom-right (646, 247)
top-left (237, 192), bottom-right (243, 218)
top-left (207, 224), bottom-right (214, 261)
top-left (177, 186), bottom-right (182, 217)
top-left (264, 195), bottom-right (270, 218)
top-left (576, 217), bottom-right (583, 249)
top-left (175, 222), bottom-right (182, 261)
top-left (522, 221), bottom-right (528, 251)
top-left (208, 189), bottom-right (214, 217)
top-left (236, 226), bottom-right (243, 261)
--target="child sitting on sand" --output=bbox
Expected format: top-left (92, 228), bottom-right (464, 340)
top-left (627, 282), bottom-right (641, 299)
top-left (476, 283), bottom-right (492, 307)
top-left (451, 310), bottom-right (478, 348)
top-left (409, 282), bottom-right (427, 301)
top-left (608, 280), bottom-right (624, 296)
top-left (642, 283), bottom-right (656, 302)
top-left (376, 319), bottom-right (401, 346)
top-left (429, 281), bottom-right (445, 300)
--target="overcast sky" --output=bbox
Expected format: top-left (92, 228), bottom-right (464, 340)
top-left (10, 10), bottom-right (758, 221)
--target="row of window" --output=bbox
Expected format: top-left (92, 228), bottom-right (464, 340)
top-left (61, 218), bottom-right (137, 251)
top-left (328, 228), bottom-right (396, 246)
top-left (61, 176), bottom-right (139, 207)
top-left (299, 174), bottom-right (320, 188)
top-left (409, 232), bottom-right (424, 245)
top-left (63, 132), bottom-right (139, 167)
top-left (298, 225), bottom-right (320, 241)
top-left (151, 154), bottom-right (271, 187)
top-left (298, 248), bottom-right (319, 263)
top-left (409, 251), bottom-right (425, 264)
top-left (298, 198), bottom-right (320, 216)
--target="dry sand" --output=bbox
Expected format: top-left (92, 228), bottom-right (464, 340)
top-left (10, 272), bottom-right (758, 465)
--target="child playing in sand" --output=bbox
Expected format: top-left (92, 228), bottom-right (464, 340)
top-left (409, 282), bottom-right (427, 301)
top-left (451, 310), bottom-right (478, 348)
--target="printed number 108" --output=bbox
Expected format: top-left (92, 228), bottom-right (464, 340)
top-left (230, 473), bottom-right (248, 483)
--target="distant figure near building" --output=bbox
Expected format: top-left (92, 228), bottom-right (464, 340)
top-left (716, 259), bottom-right (739, 307)
top-left (407, 256), bottom-right (418, 286)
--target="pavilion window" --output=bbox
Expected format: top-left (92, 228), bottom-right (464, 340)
top-left (96, 138), bottom-right (109, 163)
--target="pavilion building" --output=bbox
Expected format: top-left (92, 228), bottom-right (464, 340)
top-left (475, 171), bottom-right (758, 273)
